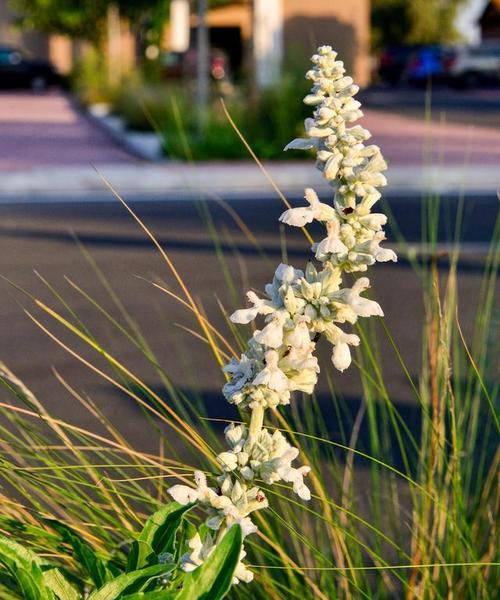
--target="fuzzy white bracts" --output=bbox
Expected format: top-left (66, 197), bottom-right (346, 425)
top-left (168, 45), bottom-right (396, 585)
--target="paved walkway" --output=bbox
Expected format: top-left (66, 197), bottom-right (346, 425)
top-left (0, 91), bottom-right (137, 171)
top-left (363, 108), bottom-right (500, 166)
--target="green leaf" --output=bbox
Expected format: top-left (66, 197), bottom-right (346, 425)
top-left (127, 503), bottom-right (194, 572)
top-left (87, 564), bottom-right (173, 600)
top-left (44, 520), bottom-right (110, 588)
top-left (42, 567), bottom-right (81, 600)
top-left (0, 535), bottom-right (55, 600)
top-left (175, 525), bottom-right (243, 600)
top-left (123, 592), bottom-right (177, 600)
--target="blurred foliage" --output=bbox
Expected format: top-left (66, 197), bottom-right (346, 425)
top-left (13, 0), bottom-right (168, 44)
top-left (13, 0), bottom-right (240, 44)
top-left (372, 0), bottom-right (466, 49)
top-left (70, 47), bottom-right (118, 105)
top-left (13, 0), bottom-right (108, 43)
top-left (108, 75), bottom-right (311, 160)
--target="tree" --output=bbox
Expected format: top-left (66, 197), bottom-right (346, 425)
top-left (12, 0), bottom-right (168, 46)
top-left (371, 0), bottom-right (466, 49)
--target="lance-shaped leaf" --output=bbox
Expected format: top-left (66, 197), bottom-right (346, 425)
top-left (176, 525), bottom-right (243, 600)
top-left (127, 502), bottom-right (194, 572)
top-left (88, 564), bottom-right (174, 600)
top-left (44, 519), bottom-right (111, 588)
top-left (123, 592), bottom-right (177, 600)
top-left (0, 535), bottom-right (56, 600)
top-left (42, 567), bottom-right (80, 600)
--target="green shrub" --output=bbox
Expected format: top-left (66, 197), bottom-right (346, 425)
top-left (109, 76), bottom-right (311, 160)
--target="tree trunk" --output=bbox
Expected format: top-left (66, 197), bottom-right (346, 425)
top-left (196, 0), bottom-right (209, 132)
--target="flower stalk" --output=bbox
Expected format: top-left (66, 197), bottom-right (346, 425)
top-left (168, 45), bottom-right (396, 585)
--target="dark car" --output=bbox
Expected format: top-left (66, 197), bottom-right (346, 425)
top-left (0, 46), bottom-right (59, 90)
top-left (159, 48), bottom-right (231, 82)
top-left (378, 45), bottom-right (419, 85)
top-left (406, 46), bottom-right (454, 86)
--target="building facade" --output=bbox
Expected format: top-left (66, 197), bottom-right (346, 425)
top-left (480, 0), bottom-right (500, 39)
top-left (166, 0), bottom-right (371, 86)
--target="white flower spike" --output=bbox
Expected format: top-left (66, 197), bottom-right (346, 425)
top-left (168, 45), bottom-right (396, 587)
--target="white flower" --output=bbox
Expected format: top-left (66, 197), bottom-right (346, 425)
top-left (279, 188), bottom-right (336, 227)
top-left (305, 117), bottom-right (334, 138)
top-left (277, 456), bottom-right (312, 500)
top-left (230, 291), bottom-right (275, 324)
top-left (332, 343), bottom-right (352, 372)
top-left (285, 319), bottom-right (312, 350)
top-left (323, 151), bottom-right (343, 180)
top-left (234, 550), bottom-right (254, 584)
top-left (181, 532), bottom-right (214, 572)
top-left (334, 278), bottom-right (384, 319)
top-left (181, 532), bottom-right (254, 585)
top-left (224, 423), bottom-right (246, 449)
top-left (253, 310), bottom-right (288, 349)
top-left (217, 452), bottom-right (238, 472)
top-left (219, 426), bottom-right (312, 501)
top-left (313, 219), bottom-right (348, 260)
top-left (252, 350), bottom-right (289, 392)
top-left (168, 470), bottom-right (214, 505)
top-left (366, 232), bottom-right (398, 263)
top-left (222, 354), bottom-right (254, 400)
top-left (287, 367), bottom-right (319, 394)
top-left (358, 216), bottom-right (386, 235)
top-left (284, 45), bottom-right (389, 211)
top-left (274, 263), bottom-right (303, 285)
top-left (324, 323), bottom-right (360, 372)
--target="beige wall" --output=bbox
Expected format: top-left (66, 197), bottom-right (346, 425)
top-left (49, 35), bottom-right (73, 74)
top-left (166, 2), bottom-right (252, 44)
top-left (283, 0), bottom-right (370, 85)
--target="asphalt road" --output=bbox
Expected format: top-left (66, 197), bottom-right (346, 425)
top-left (0, 193), bottom-right (497, 455)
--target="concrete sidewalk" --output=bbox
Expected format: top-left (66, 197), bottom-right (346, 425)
top-left (0, 91), bottom-right (136, 171)
top-left (0, 161), bottom-right (497, 201)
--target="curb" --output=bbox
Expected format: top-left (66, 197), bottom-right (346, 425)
top-left (84, 103), bottom-right (164, 162)
top-left (0, 162), bottom-right (498, 201)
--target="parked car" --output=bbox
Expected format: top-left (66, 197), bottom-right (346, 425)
top-left (406, 46), bottom-right (454, 86)
top-left (378, 45), bottom-right (455, 87)
top-left (0, 45), bottom-right (59, 90)
top-left (378, 45), bottom-right (418, 85)
top-left (159, 48), bottom-right (232, 85)
top-left (446, 43), bottom-right (500, 87)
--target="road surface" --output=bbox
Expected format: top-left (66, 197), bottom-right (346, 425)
top-left (0, 194), bottom-right (496, 457)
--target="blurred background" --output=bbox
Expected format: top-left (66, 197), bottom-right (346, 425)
top-left (0, 1), bottom-right (498, 451)
top-left (0, 0), bottom-right (500, 160)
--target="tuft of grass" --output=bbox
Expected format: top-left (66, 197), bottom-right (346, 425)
top-left (0, 103), bottom-right (498, 599)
